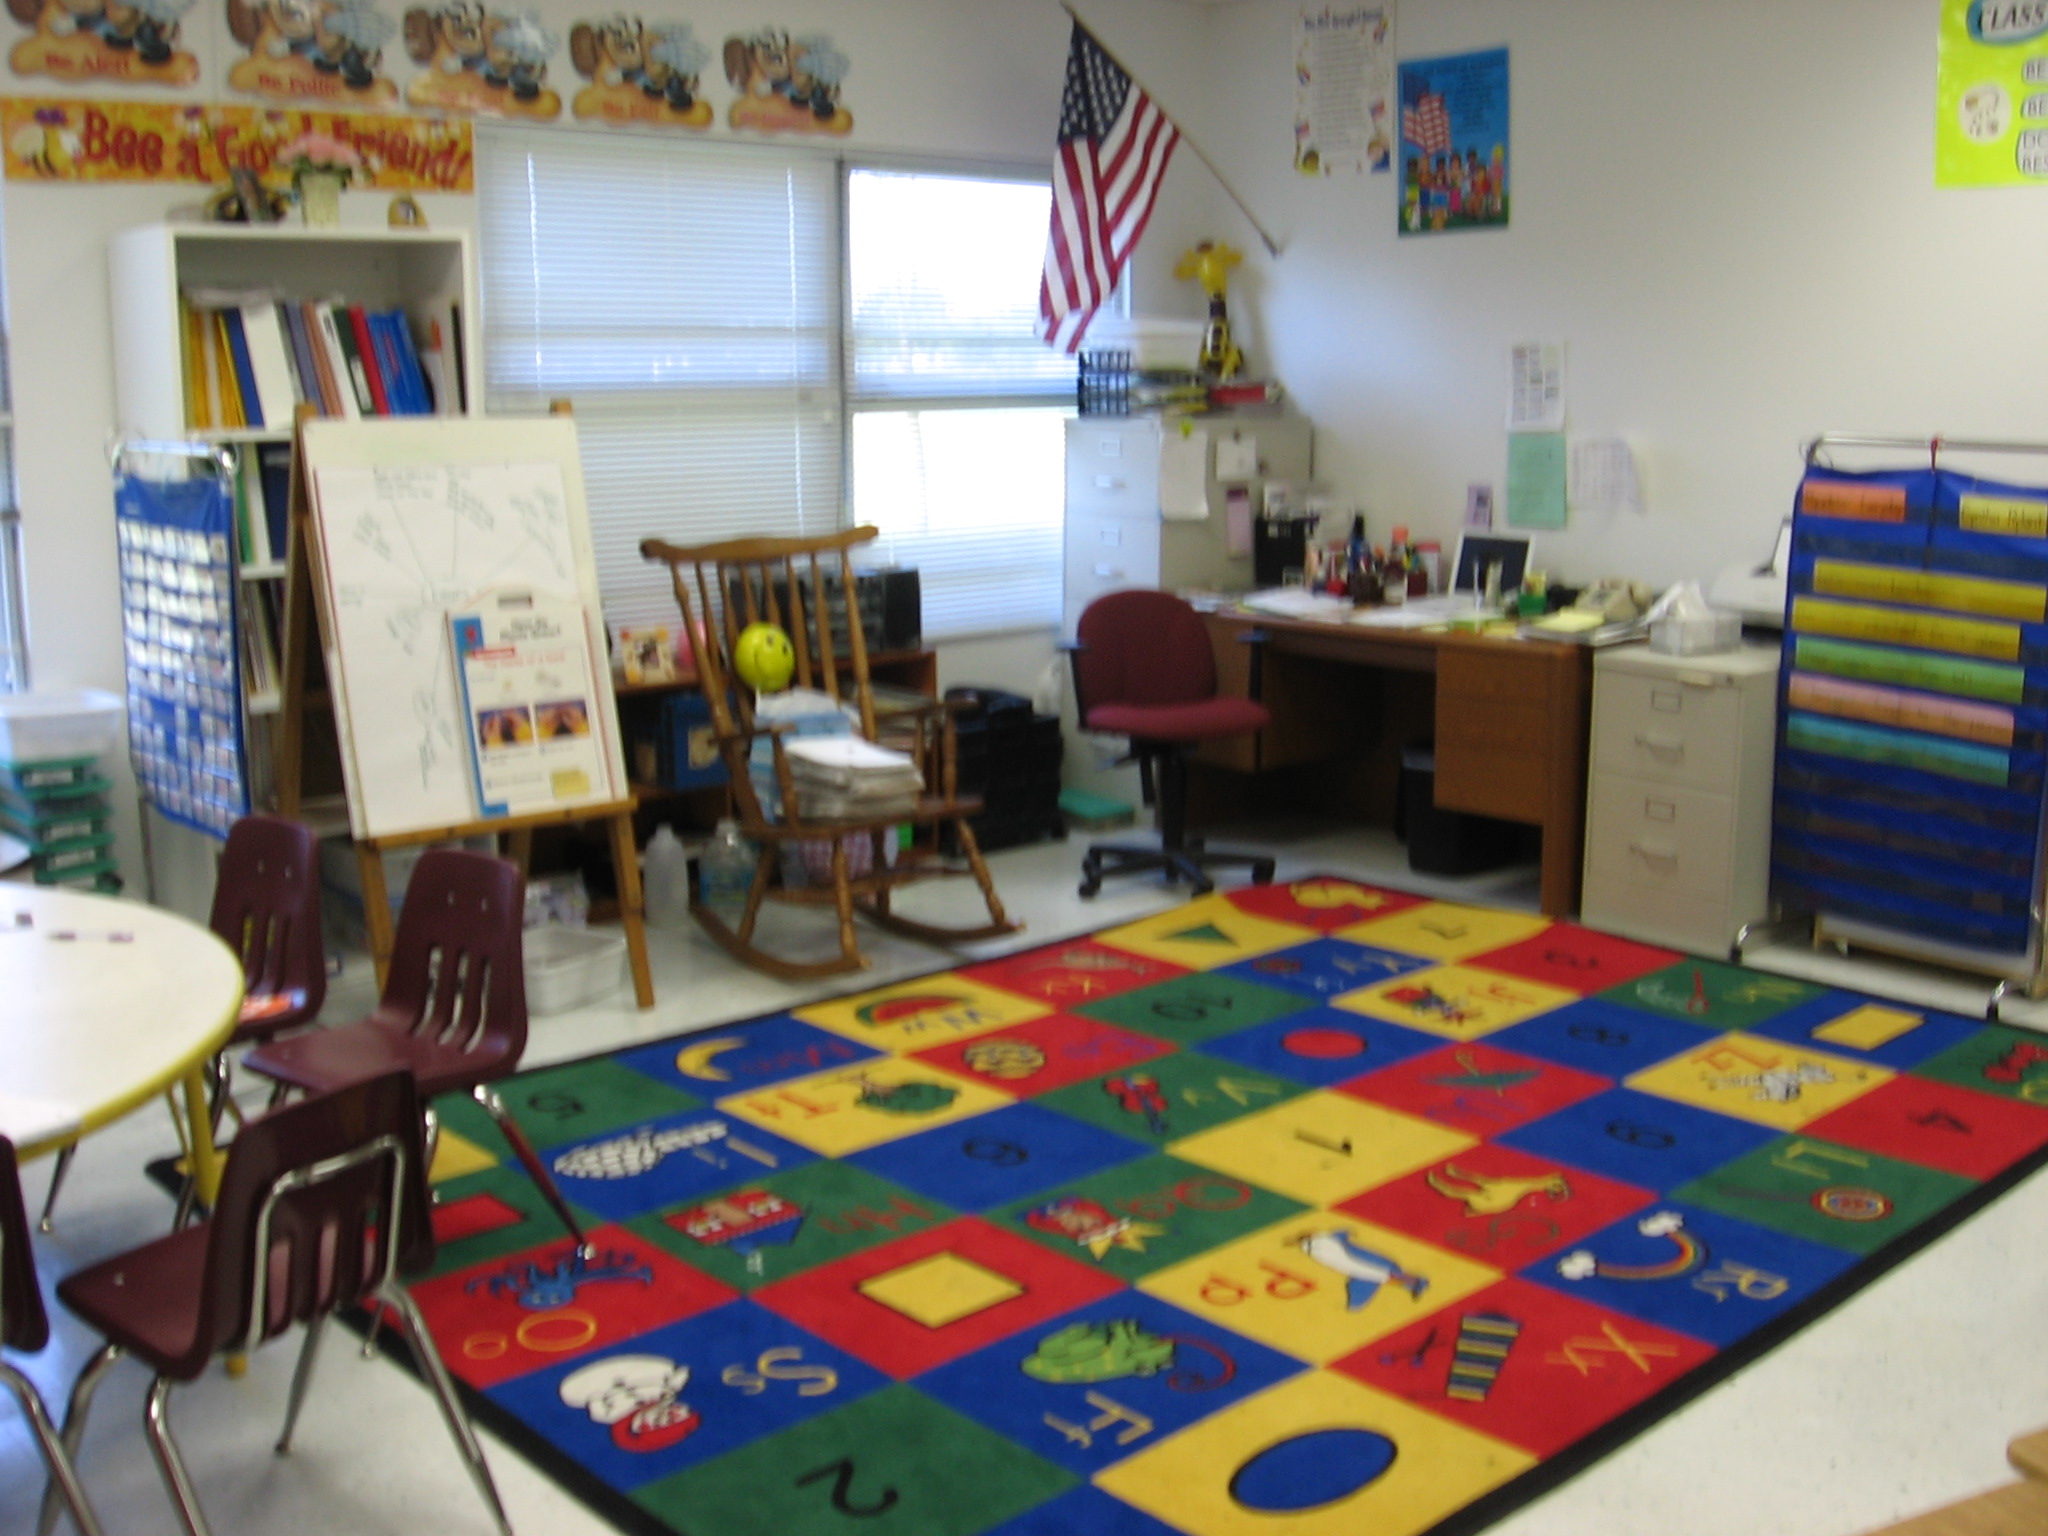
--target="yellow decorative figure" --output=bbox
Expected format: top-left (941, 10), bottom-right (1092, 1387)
top-left (1174, 240), bottom-right (1244, 383)
top-left (733, 622), bottom-right (795, 692)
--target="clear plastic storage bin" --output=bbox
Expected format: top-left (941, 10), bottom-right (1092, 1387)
top-left (523, 925), bottom-right (627, 1015)
top-left (0, 690), bottom-right (123, 764)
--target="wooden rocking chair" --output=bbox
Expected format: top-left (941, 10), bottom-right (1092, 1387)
top-left (640, 525), bottom-right (1017, 979)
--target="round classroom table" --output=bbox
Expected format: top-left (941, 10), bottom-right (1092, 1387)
top-left (0, 885), bottom-right (243, 1204)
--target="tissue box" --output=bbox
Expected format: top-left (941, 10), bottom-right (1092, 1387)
top-left (1649, 609), bottom-right (1741, 655)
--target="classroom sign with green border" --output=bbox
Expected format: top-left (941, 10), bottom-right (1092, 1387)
top-left (1936, 0), bottom-right (2048, 186)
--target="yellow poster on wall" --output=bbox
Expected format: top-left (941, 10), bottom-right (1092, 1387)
top-left (1936, 0), bottom-right (2048, 186)
top-left (0, 98), bottom-right (472, 188)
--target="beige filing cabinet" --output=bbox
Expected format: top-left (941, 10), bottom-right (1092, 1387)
top-left (1064, 414), bottom-right (1312, 634)
top-left (1581, 642), bottom-right (1782, 956)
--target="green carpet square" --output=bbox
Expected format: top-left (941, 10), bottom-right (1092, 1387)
top-left (1599, 958), bottom-right (1827, 1032)
top-left (1077, 971), bottom-right (1314, 1043)
top-left (1673, 1133), bottom-right (1975, 1253)
top-left (432, 1056), bottom-right (701, 1159)
top-left (1033, 1051), bottom-right (1305, 1147)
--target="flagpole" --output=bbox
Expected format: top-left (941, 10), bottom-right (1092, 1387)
top-left (1061, 2), bottom-right (1282, 258)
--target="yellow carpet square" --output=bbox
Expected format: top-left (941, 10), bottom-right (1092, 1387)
top-left (1092, 895), bottom-right (1318, 970)
top-left (1335, 902), bottom-right (1553, 963)
top-left (857, 1251), bottom-right (1024, 1327)
top-left (1140, 1214), bottom-right (1498, 1364)
top-left (796, 974), bottom-right (1047, 1050)
top-left (717, 1057), bottom-right (1011, 1154)
top-left (429, 1128), bottom-right (496, 1183)
top-left (1171, 1092), bottom-right (1476, 1207)
top-left (1812, 1004), bottom-right (1925, 1051)
top-left (1096, 1370), bottom-right (1534, 1536)
top-left (1334, 964), bottom-right (1578, 1040)
top-left (1627, 1032), bottom-right (1893, 1128)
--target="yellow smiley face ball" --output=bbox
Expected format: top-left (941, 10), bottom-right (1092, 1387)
top-left (733, 622), bottom-right (795, 691)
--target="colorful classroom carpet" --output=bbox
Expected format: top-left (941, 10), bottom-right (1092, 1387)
top-left (402, 877), bottom-right (2048, 1536)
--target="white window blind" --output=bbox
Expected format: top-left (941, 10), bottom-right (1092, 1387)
top-left (845, 169), bottom-right (1071, 638)
top-left (476, 125), bottom-right (842, 636)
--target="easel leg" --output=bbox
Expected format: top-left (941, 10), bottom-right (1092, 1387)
top-left (356, 842), bottom-right (395, 993)
top-left (607, 811), bottom-right (655, 1007)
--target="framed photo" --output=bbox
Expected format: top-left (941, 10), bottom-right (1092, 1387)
top-left (231, 166), bottom-right (280, 224)
top-left (619, 625), bottom-right (677, 685)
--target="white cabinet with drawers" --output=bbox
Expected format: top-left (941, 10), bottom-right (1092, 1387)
top-left (1581, 642), bottom-right (1782, 956)
top-left (1064, 414), bottom-right (1312, 634)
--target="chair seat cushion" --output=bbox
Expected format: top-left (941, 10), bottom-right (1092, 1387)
top-left (56, 1225), bottom-right (209, 1375)
top-left (1086, 696), bottom-right (1271, 743)
top-left (245, 1018), bottom-right (517, 1100)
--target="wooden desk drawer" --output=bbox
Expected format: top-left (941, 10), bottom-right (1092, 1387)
top-left (1584, 775), bottom-right (1736, 896)
top-left (1593, 668), bottom-right (1746, 791)
top-left (1435, 648), bottom-right (1558, 822)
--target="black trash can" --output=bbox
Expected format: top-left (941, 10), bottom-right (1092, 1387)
top-left (1399, 745), bottom-right (1528, 876)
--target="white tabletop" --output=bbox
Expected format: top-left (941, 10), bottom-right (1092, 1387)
top-left (0, 885), bottom-right (243, 1158)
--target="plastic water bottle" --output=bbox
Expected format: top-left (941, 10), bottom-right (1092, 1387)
top-left (699, 817), bottom-right (756, 921)
top-left (641, 823), bottom-right (689, 928)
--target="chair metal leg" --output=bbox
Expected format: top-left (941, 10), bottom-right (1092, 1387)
top-left (144, 1374), bottom-right (214, 1536)
top-left (37, 1342), bottom-right (121, 1536)
top-left (275, 1313), bottom-right (328, 1453)
top-left (475, 1085), bottom-right (592, 1257)
top-left (37, 1144), bottom-right (76, 1232)
top-left (383, 1283), bottom-right (516, 1536)
top-left (1, 1361), bottom-right (106, 1536)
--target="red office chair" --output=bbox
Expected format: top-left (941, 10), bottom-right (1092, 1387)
top-left (3, 1137), bottom-right (105, 1536)
top-left (239, 848), bottom-right (590, 1252)
top-left (1068, 589), bottom-right (1277, 897)
top-left (43, 1072), bottom-right (513, 1536)
top-left (40, 813), bottom-right (328, 1233)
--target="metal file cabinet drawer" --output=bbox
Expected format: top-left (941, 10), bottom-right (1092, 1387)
top-left (1590, 666), bottom-right (1749, 791)
top-left (1584, 776), bottom-right (1737, 897)
top-left (1065, 418), bottom-right (1162, 520)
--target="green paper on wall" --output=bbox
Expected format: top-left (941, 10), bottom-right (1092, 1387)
top-left (1508, 432), bottom-right (1566, 529)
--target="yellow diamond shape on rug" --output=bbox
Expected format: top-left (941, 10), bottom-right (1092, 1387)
top-left (429, 1128), bottom-right (497, 1183)
top-left (1336, 902), bottom-right (1552, 963)
top-left (858, 1251), bottom-right (1024, 1327)
top-left (1171, 1092), bottom-right (1476, 1206)
top-left (1334, 965), bottom-right (1577, 1040)
top-left (797, 974), bottom-right (1048, 1050)
top-left (1141, 1214), bottom-right (1498, 1365)
top-left (718, 1057), bottom-right (1012, 1155)
top-left (1094, 895), bottom-right (1316, 970)
top-left (1097, 1370), bottom-right (1534, 1536)
top-left (1627, 1032), bottom-right (1893, 1128)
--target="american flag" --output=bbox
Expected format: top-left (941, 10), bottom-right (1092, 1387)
top-left (1403, 91), bottom-right (1451, 157)
top-left (1038, 22), bottom-right (1181, 354)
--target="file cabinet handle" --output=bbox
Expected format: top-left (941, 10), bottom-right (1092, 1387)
top-left (1634, 731), bottom-right (1685, 758)
top-left (1628, 839), bottom-right (1678, 866)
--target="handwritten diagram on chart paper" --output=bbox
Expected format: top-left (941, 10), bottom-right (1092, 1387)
top-left (306, 432), bottom-right (626, 839)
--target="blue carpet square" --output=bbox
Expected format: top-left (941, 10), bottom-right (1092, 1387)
top-left (617, 1015), bottom-right (883, 1094)
top-left (483, 1298), bottom-right (887, 1490)
top-left (1217, 937), bottom-right (1433, 1000)
top-left (848, 1100), bottom-right (1150, 1212)
top-left (980, 1485), bottom-right (1191, 1535)
top-left (1489, 999), bottom-right (1724, 1079)
top-left (1496, 1087), bottom-right (1779, 1192)
top-left (546, 1110), bottom-right (817, 1223)
top-left (916, 1291), bottom-right (1306, 1475)
top-left (1200, 1006), bottom-right (1442, 1086)
top-left (1519, 1201), bottom-right (1858, 1347)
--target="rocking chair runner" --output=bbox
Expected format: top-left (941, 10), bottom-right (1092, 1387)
top-left (640, 525), bottom-right (1016, 979)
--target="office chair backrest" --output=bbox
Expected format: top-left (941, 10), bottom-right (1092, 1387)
top-left (211, 814), bottom-right (326, 1032)
top-left (190, 1070), bottom-right (430, 1372)
top-left (375, 849), bottom-right (527, 1059)
top-left (1, 1136), bottom-right (49, 1354)
top-left (1075, 590), bottom-right (1220, 711)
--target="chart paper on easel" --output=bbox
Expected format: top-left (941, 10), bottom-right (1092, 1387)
top-left (301, 419), bottom-right (626, 838)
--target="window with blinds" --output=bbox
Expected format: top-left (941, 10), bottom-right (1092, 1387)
top-left (476, 132), bottom-right (1073, 643)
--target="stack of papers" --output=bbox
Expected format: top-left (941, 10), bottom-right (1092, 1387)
top-left (1240, 587), bottom-right (1354, 620)
top-left (784, 736), bottom-right (924, 819)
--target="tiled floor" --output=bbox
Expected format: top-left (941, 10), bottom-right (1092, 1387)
top-left (7, 825), bottom-right (2048, 1536)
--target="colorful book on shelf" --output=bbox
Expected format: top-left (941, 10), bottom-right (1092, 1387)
top-left (276, 301), bottom-right (323, 414)
top-left (307, 301), bottom-right (359, 420)
top-left (182, 301), bottom-right (212, 430)
top-left (213, 311), bottom-right (246, 428)
top-left (236, 446), bottom-right (273, 565)
top-left (345, 303), bottom-right (392, 414)
top-left (326, 303), bottom-right (375, 415)
top-left (368, 311), bottom-right (426, 415)
top-left (219, 308), bottom-right (263, 430)
top-left (413, 298), bottom-right (463, 414)
top-left (389, 310), bottom-right (434, 414)
top-left (237, 301), bottom-right (297, 428)
top-left (255, 440), bottom-right (293, 566)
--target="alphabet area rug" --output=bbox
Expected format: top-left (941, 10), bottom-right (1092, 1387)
top-left (397, 877), bottom-right (2048, 1536)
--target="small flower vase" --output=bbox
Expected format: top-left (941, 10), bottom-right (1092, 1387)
top-left (296, 169), bottom-right (346, 228)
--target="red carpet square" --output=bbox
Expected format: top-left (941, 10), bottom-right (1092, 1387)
top-left (909, 1011), bottom-right (1176, 1096)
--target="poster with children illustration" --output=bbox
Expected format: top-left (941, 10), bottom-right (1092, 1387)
top-left (1398, 47), bottom-right (1508, 235)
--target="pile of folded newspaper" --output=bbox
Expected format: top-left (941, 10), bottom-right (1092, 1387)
top-left (783, 735), bottom-right (923, 819)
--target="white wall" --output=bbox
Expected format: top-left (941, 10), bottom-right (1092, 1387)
top-left (1143, 0), bottom-right (2048, 593)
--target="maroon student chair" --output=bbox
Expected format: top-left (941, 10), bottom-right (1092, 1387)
top-left (40, 813), bottom-right (329, 1233)
top-left (1068, 589), bottom-right (1277, 897)
top-left (240, 847), bottom-right (590, 1251)
top-left (42, 1072), bottom-right (512, 1536)
top-left (3, 1137), bottom-right (105, 1536)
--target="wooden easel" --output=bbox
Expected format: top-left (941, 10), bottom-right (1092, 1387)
top-left (273, 403), bottom-right (654, 1007)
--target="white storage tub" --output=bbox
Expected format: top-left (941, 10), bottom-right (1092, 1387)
top-left (523, 924), bottom-right (627, 1015)
top-left (0, 690), bottom-right (123, 764)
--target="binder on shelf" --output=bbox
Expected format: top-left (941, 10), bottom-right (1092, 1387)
top-left (326, 303), bottom-right (375, 415)
top-left (220, 308), bottom-right (262, 429)
top-left (277, 301), bottom-right (321, 413)
top-left (346, 303), bottom-right (392, 414)
top-left (213, 312), bottom-right (246, 428)
top-left (239, 300), bottom-right (297, 428)
top-left (182, 302), bottom-right (213, 430)
top-left (367, 312), bottom-right (421, 414)
top-left (308, 302), bottom-right (359, 420)
top-left (255, 439), bottom-right (293, 563)
top-left (389, 312), bottom-right (432, 414)
top-left (413, 304), bottom-right (457, 415)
